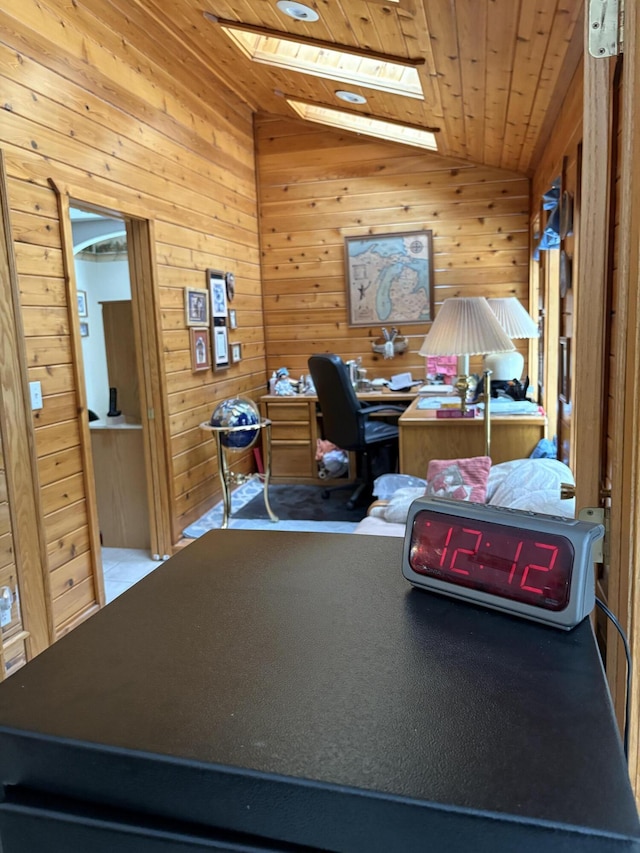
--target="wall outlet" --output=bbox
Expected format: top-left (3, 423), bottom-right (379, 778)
top-left (29, 381), bottom-right (43, 410)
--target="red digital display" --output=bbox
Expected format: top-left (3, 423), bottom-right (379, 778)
top-left (408, 509), bottom-right (575, 611)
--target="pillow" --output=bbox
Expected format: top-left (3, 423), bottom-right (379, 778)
top-left (374, 487), bottom-right (428, 524)
top-left (425, 456), bottom-right (492, 503)
top-left (488, 458), bottom-right (575, 518)
top-left (485, 459), bottom-right (528, 504)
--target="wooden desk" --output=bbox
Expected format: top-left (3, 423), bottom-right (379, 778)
top-left (260, 391), bottom-right (413, 484)
top-left (399, 397), bottom-right (547, 477)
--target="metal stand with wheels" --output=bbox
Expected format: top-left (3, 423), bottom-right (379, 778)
top-left (199, 419), bottom-right (278, 529)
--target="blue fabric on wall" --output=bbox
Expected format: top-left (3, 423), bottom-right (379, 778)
top-left (530, 436), bottom-right (558, 459)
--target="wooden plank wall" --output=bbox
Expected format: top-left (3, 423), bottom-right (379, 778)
top-left (0, 433), bottom-right (27, 679)
top-left (254, 115), bottom-right (531, 382)
top-left (531, 61), bottom-right (584, 456)
top-left (0, 0), bottom-right (264, 635)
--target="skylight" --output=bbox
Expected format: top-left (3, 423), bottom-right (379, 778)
top-left (215, 25), bottom-right (424, 99)
top-left (286, 99), bottom-right (438, 151)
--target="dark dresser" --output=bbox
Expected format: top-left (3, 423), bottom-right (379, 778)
top-left (0, 530), bottom-right (638, 852)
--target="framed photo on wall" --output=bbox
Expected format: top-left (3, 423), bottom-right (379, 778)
top-left (77, 290), bottom-right (88, 317)
top-left (344, 230), bottom-right (434, 327)
top-left (185, 287), bottom-right (209, 327)
top-left (213, 323), bottom-right (230, 370)
top-left (559, 337), bottom-right (571, 403)
top-left (190, 327), bottom-right (211, 372)
top-left (208, 269), bottom-right (228, 319)
top-left (231, 342), bottom-right (242, 363)
top-left (79, 321), bottom-right (89, 338)
top-left (228, 309), bottom-right (237, 330)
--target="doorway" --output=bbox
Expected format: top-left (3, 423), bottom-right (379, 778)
top-left (71, 207), bottom-right (153, 558)
top-left (60, 198), bottom-right (172, 566)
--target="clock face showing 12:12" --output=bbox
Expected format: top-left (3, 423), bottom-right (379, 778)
top-left (408, 511), bottom-right (575, 611)
top-left (402, 498), bottom-right (605, 630)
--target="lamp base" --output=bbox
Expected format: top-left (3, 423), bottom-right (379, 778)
top-left (483, 351), bottom-right (524, 382)
top-left (454, 374), bottom-right (473, 413)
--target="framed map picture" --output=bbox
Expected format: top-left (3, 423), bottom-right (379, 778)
top-left (344, 230), bottom-right (434, 327)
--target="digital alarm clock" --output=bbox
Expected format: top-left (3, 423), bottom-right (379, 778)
top-left (402, 497), bottom-right (605, 630)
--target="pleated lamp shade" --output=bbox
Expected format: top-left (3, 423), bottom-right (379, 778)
top-left (418, 297), bottom-right (515, 358)
top-left (486, 298), bottom-right (539, 339)
top-left (485, 297), bottom-right (539, 381)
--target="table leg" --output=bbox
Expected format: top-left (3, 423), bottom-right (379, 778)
top-left (263, 422), bottom-right (279, 523)
top-left (215, 433), bottom-right (232, 529)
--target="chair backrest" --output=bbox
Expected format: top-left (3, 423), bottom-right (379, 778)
top-left (308, 354), bottom-right (363, 449)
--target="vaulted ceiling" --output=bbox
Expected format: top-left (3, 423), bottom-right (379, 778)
top-left (98, 0), bottom-right (585, 175)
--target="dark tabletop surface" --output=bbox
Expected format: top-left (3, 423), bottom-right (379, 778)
top-left (0, 530), bottom-right (638, 851)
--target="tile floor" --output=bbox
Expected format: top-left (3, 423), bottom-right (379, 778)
top-left (102, 547), bottom-right (165, 604)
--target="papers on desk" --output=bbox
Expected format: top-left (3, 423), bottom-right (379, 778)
top-left (417, 396), bottom-right (463, 410)
top-left (388, 372), bottom-right (422, 392)
top-left (418, 384), bottom-right (455, 395)
top-left (476, 399), bottom-right (541, 415)
top-left (416, 397), bottom-right (542, 415)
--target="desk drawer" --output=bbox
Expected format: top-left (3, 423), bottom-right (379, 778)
top-left (271, 422), bottom-right (309, 441)
top-left (271, 443), bottom-right (313, 478)
top-left (265, 402), bottom-right (310, 423)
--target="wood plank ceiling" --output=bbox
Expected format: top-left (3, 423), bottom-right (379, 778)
top-left (82, 0), bottom-right (583, 175)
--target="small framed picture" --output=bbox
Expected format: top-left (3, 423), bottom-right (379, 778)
top-left (208, 269), bottom-right (228, 318)
top-left (558, 336), bottom-right (571, 403)
top-left (190, 327), bottom-right (211, 372)
top-left (213, 324), bottom-right (230, 370)
top-left (77, 291), bottom-right (88, 317)
top-left (228, 308), bottom-right (237, 330)
top-left (185, 287), bottom-right (209, 327)
top-left (79, 321), bottom-right (89, 337)
top-left (231, 342), bottom-right (242, 363)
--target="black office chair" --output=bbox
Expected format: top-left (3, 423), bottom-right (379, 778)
top-left (308, 354), bottom-right (405, 508)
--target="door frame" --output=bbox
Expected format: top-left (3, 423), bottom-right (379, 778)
top-left (575, 4), bottom-right (640, 796)
top-left (612, 3), bottom-right (640, 794)
top-left (51, 181), bottom-right (173, 562)
top-left (0, 151), bottom-right (51, 664)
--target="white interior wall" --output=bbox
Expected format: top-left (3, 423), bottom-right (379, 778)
top-left (74, 258), bottom-right (132, 420)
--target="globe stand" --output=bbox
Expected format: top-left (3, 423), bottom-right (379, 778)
top-left (200, 419), bottom-right (278, 529)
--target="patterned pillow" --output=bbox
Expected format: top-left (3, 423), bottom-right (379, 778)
top-left (425, 456), bottom-right (492, 504)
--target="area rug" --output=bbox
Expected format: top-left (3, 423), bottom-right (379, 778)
top-left (234, 484), bottom-right (368, 523)
top-left (182, 480), bottom-right (365, 539)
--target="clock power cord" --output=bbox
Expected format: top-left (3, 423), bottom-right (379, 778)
top-left (596, 597), bottom-right (631, 762)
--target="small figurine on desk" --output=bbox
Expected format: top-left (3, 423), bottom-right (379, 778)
top-left (274, 367), bottom-right (297, 396)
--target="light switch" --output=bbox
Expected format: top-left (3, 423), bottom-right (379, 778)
top-left (29, 381), bottom-right (43, 410)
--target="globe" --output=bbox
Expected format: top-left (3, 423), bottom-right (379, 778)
top-left (210, 397), bottom-right (260, 451)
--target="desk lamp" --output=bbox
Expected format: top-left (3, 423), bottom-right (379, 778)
top-left (418, 297), bottom-right (515, 456)
top-left (485, 297), bottom-right (539, 381)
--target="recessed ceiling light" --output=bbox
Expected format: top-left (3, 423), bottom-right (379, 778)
top-left (336, 91), bottom-right (367, 105)
top-left (276, 1), bottom-right (319, 22)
